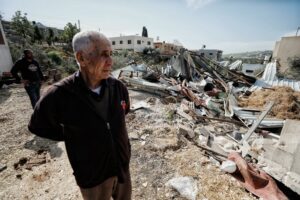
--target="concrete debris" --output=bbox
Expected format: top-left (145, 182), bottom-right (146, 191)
top-left (142, 182), bottom-right (148, 187)
top-left (166, 176), bottom-right (198, 200)
top-left (176, 107), bottom-right (194, 121)
top-left (129, 132), bottom-right (139, 140)
top-left (115, 49), bottom-right (300, 197)
top-left (130, 101), bottom-right (151, 112)
top-left (220, 160), bottom-right (237, 173)
top-left (178, 124), bottom-right (195, 139)
top-left (258, 120), bottom-right (300, 195)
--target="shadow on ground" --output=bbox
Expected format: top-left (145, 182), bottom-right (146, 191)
top-left (0, 88), bottom-right (12, 105)
top-left (24, 135), bottom-right (63, 158)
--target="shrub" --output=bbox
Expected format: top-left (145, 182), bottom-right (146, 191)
top-left (47, 51), bottom-right (62, 65)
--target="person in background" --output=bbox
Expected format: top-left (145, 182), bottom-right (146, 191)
top-left (28, 30), bottom-right (131, 200)
top-left (203, 82), bottom-right (227, 99)
top-left (11, 49), bottom-right (44, 108)
top-left (203, 82), bottom-right (227, 117)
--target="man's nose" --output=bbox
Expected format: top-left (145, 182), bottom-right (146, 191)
top-left (107, 56), bottom-right (113, 66)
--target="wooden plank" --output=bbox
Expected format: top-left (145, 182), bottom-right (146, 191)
top-left (240, 101), bottom-right (274, 143)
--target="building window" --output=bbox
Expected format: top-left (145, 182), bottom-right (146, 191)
top-left (112, 41), bottom-right (115, 45)
top-left (209, 53), bottom-right (213, 55)
top-left (137, 40), bottom-right (141, 45)
top-left (147, 41), bottom-right (151, 45)
top-left (120, 40), bottom-right (123, 44)
top-left (128, 40), bottom-right (131, 44)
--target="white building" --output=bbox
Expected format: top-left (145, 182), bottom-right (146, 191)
top-left (196, 49), bottom-right (223, 61)
top-left (109, 35), bottom-right (154, 52)
top-left (0, 20), bottom-right (13, 74)
top-left (272, 35), bottom-right (300, 70)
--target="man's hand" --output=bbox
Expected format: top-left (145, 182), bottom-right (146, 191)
top-left (21, 80), bottom-right (30, 87)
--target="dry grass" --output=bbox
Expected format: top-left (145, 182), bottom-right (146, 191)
top-left (239, 86), bottom-right (300, 119)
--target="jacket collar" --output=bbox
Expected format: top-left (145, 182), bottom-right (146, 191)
top-left (54, 71), bottom-right (117, 121)
top-left (54, 70), bottom-right (116, 92)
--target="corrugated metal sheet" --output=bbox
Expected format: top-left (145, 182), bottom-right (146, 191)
top-left (228, 60), bottom-right (242, 70)
top-left (250, 61), bottom-right (300, 91)
top-left (261, 62), bottom-right (277, 81)
top-left (233, 107), bottom-right (284, 128)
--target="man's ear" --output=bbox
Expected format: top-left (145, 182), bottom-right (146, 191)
top-left (76, 51), bottom-right (85, 67)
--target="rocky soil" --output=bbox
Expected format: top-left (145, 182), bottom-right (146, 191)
top-left (0, 84), bottom-right (256, 200)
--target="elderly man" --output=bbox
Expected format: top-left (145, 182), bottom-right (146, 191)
top-left (28, 31), bottom-right (131, 200)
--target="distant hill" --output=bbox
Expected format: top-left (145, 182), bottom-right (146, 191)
top-left (2, 20), bottom-right (63, 44)
top-left (223, 50), bottom-right (272, 59)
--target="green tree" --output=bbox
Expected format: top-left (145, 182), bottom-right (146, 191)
top-left (142, 26), bottom-right (148, 37)
top-left (33, 26), bottom-right (43, 43)
top-left (11, 11), bottom-right (33, 44)
top-left (63, 22), bottom-right (80, 44)
top-left (46, 28), bottom-right (54, 46)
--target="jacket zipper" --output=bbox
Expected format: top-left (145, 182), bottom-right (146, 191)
top-left (106, 122), bottom-right (111, 132)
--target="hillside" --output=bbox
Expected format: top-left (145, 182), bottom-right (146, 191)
top-left (223, 50), bottom-right (273, 59)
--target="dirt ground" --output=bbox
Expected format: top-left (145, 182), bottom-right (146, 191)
top-left (0, 84), bottom-right (256, 200)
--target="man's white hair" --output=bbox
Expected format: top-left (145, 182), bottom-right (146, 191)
top-left (72, 30), bottom-right (109, 53)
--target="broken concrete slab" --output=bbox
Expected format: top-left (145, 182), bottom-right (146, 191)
top-left (178, 124), bottom-right (195, 139)
top-left (166, 176), bottom-right (198, 200)
top-left (129, 132), bottom-right (139, 140)
top-left (258, 119), bottom-right (300, 195)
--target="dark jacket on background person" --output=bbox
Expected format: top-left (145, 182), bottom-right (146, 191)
top-left (28, 71), bottom-right (131, 188)
top-left (11, 57), bottom-right (44, 83)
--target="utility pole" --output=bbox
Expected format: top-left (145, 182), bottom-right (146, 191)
top-left (78, 20), bottom-right (81, 31)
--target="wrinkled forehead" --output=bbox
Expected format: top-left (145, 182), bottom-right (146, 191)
top-left (86, 36), bottom-right (111, 52)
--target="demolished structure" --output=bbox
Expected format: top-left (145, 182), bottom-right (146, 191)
top-left (114, 49), bottom-right (300, 199)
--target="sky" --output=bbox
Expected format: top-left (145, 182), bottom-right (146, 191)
top-left (1, 0), bottom-right (299, 54)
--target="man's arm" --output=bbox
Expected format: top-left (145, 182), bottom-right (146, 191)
top-left (28, 87), bottom-right (64, 141)
top-left (10, 61), bottom-right (21, 83)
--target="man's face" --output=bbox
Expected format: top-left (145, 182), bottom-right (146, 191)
top-left (81, 39), bottom-right (113, 81)
top-left (25, 51), bottom-right (33, 59)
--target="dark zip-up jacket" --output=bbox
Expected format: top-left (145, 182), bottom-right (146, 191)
top-left (11, 57), bottom-right (44, 83)
top-left (28, 71), bottom-right (130, 188)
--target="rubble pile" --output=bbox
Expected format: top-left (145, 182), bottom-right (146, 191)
top-left (116, 49), bottom-right (300, 199)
